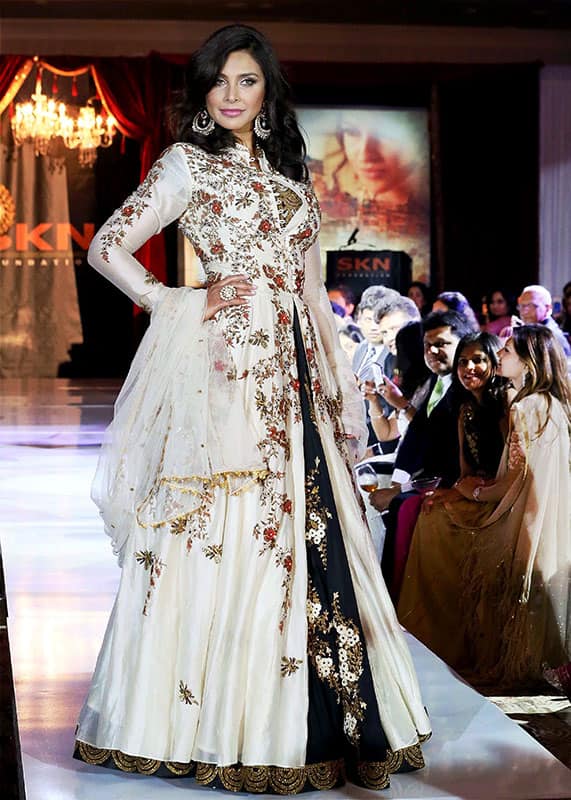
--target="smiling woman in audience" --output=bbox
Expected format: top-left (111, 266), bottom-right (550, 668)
top-left (399, 326), bottom-right (571, 689)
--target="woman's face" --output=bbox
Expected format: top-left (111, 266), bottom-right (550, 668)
top-left (456, 343), bottom-right (493, 396)
top-left (408, 285), bottom-right (426, 310)
top-left (205, 50), bottom-right (265, 139)
top-left (497, 337), bottom-right (525, 384)
top-left (339, 111), bottom-right (417, 195)
top-left (489, 291), bottom-right (508, 317)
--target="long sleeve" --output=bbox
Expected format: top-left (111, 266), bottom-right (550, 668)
top-left (87, 144), bottom-right (192, 310)
top-left (302, 240), bottom-right (368, 461)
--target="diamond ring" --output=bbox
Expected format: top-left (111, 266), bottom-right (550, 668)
top-left (219, 284), bottom-right (238, 302)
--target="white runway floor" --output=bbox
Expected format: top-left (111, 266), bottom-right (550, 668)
top-left (1, 378), bottom-right (570, 800)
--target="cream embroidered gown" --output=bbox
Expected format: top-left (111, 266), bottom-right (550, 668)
top-left (74, 141), bottom-right (431, 792)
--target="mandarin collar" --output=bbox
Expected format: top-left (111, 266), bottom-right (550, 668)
top-left (224, 140), bottom-right (271, 173)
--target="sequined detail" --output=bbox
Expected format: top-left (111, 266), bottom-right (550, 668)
top-left (280, 656), bottom-right (303, 676)
top-left (306, 583), bottom-right (366, 746)
top-left (274, 184), bottom-right (303, 227)
top-left (305, 456), bottom-right (331, 569)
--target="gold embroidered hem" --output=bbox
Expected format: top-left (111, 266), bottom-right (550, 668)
top-left (74, 740), bottom-right (427, 793)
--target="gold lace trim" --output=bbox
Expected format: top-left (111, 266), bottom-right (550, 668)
top-left (75, 739), bottom-right (427, 792)
top-left (136, 468), bottom-right (269, 530)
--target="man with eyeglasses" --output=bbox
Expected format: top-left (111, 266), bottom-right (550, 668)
top-left (368, 310), bottom-right (474, 588)
top-left (517, 284), bottom-right (571, 356)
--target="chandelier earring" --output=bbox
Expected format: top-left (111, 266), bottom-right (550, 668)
top-left (254, 105), bottom-right (271, 140)
top-left (191, 108), bottom-right (215, 136)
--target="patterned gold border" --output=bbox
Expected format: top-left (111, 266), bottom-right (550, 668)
top-left (75, 739), bottom-right (427, 792)
top-left (0, 185), bottom-right (16, 236)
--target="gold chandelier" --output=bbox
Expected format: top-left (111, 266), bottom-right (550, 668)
top-left (10, 62), bottom-right (117, 167)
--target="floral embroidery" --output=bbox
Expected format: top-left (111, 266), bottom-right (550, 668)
top-left (274, 184), bottom-right (303, 227)
top-left (102, 142), bottom-right (324, 638)
top-left (178, 680), bottom-right (199, 706)
top-left (307, 583), bottom-right (367, 746)
top-left (249, 328), bottom-right (270, 348)
top-left (202, 544), bottom-right (223, 564)
top-left (280, 656), bottom-right (303, 677)
top-left (98, 157), bottom-right (166, 263)
top-left (305, 457), bottom-right (331, 569)
top-left (135, 550), bottom-right (166, 616)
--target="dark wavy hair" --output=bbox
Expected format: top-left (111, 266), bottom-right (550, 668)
top-left (511, 325), bottom-right (571, 432)
top-left (395, 321), bottom-right (431, 399)
top-left (452, 331), bottom-right (505, 406)
top-left (169, 24), bottom-right (308, 182)
top-left (485, 287), bottom-right (517, 319)
top-left (435, 291), bottom-right (480, 331)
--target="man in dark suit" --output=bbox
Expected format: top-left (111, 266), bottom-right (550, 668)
top-left (370, 310), bottom-right (474, 507)
top-left (368, 310), bottom-right (474, 586)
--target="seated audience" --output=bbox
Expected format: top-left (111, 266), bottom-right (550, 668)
top-left (338, 324), bottom-right (364, 363)
top-left (366, 294), bottom-right (421, 450)
top-left (351, 285), bottom-right (400, 379)
top-left (330, 299), bottom-right (347, 328)
top-left (327, 283), bottom-right (357, 319)
top-left (555, 280), bottom-right (571, 337)
top-left (392, 331), bottom-right (505, 602)
top-left (407, 281), bottom-right (434, 318)
top-left (370, 309), bottom-right (475, 510)
top-left (398, 325), bottom-right (571, 689)
top-left (484, 287), bottom-right (520, 336)
top-left (517, 284), bottom-right (571, 356)
top-left (363, 320), bottom-right (431, 445)
top-left (433, 290), bottom-right (480, 332)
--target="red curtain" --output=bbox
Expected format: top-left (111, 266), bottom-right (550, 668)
top-left (92, 53), bottom-right (183, 288)
top-left (0, 55), bottom-right (32, 109)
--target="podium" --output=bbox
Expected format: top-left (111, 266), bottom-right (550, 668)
top-left (326, 250), bottom-right (412, 300)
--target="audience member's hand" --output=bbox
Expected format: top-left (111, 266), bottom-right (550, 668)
top-left (369, 485), bottom-right (399, 512)
top-left (377, 375), bottom-right (404, 409)
top-left (360, 380), bottom-right (377, 401)
top-left (454, 475), bottom-right (488, 500)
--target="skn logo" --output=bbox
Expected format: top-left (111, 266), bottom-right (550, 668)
top-left (0, 223), bottom-right (95, 252)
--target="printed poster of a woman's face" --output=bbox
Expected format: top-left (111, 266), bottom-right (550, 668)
top-left (298, 107), bottom-right (431, 283)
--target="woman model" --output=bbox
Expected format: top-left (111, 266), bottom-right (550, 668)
top-left (74, 25), bottom-right (430, 793)
top-left (398, 326), bottom-right (571, 689)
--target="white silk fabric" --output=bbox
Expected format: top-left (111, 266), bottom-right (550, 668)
top-left (77, 142), bottom-right (430, 765)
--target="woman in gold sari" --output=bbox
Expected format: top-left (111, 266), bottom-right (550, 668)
top-left (398, 326), bottom-right (571, 689)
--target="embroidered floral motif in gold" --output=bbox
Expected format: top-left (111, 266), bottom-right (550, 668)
top-left (306, 583), bottom-right (367, 746)
top-left (305, 456), bottom-right (331, 569)
top-left (274, 184), bottom-right (303, 227)
top-left (280, 656), bottom-right (303, 677)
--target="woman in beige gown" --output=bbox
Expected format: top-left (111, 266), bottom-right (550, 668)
top-left (398, 325), bottom-right (571, 689)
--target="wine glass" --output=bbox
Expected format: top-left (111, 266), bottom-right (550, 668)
top-left (355, 463), bottom-right (380, 494)
top-left (410, 475), bottom-right (441, 498)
